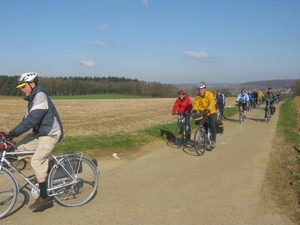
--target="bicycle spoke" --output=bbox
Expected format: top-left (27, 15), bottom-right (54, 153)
top-left (48, 155), bottom-right (99, 207)
top-left (0, 168), bottom-right (18, 219)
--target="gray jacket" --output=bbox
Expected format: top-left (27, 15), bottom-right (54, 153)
top-left (13, 84), bottom-right (64, 141)
top-left (263, 92), bottom-right (276, 102)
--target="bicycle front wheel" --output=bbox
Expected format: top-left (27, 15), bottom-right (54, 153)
top-left (0, 167), bottom-right (18, 219)
top-left (239, 112), bottom-right (243, 123)
top-left (175, 124), bottom-right (183, 148)
top-left (194, 127), bottom-right (206, 156)
top-left (267, 108), bottom-right (271, 123)
top-left (48, 155), bottom-right (99, 207)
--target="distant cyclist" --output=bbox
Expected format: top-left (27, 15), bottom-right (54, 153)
top-left (252, 90), bottom-right (258, 105)
top-left (192, 82), bottom-right (217, 149)
top-left (276, 91), bottom-right (281, 103)
top-left (236, 89), bottom-right (249, 118)
top-left (263, 87), bottom-right (276, 118)
top-left (172, 90), bottom-right (193, 140)
top-left (215, 89), bottom-right (225, 119)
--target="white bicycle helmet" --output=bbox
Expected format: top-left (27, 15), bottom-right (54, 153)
top-left (15, 72), bottom-right (38, 88)
top-left (197, 82), bottom-right (206, 90)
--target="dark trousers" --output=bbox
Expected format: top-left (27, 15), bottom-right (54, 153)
top-left (208, 113), bottom-right (217, 141)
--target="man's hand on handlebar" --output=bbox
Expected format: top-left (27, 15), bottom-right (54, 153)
top-left (4, 130), bottom-right (16, 141)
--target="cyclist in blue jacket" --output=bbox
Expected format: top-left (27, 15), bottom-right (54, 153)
top-left (215, 89), bottom-right (225, 119)
top-left (236, 89), bottom-right (249, 119)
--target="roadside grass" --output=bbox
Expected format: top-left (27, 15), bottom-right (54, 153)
top-left (53, 108), bottom-right (235, 157)
top-left (224, 106), bottom-right (238, 118)
top-left (278, 99), bottom-right (299, 144)
top-left (261, 97), bottom-right (300, 223)
top-left (277, 98), bottom-right (300, 182)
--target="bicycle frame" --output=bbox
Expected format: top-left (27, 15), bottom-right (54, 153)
top-left (239, 104), bottom-right (245, 123)
top-left (0, 150), bottom-right (80, 196)
top-left (193, 117), bottom-right (212, 155)
top-left (175, 114), bottom-right (187, 148)
top-left (0, 134), bottom-right (99, 219)
top-left (0, 150), bottom-right (37, 194)
top-left (266, 100), bottom-right (272, 123)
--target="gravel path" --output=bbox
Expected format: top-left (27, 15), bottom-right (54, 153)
top-left (1, 104), bottom-right (295, 224)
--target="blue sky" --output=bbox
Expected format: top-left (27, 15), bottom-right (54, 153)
top-left (0, 0), bottom-right (299, 84)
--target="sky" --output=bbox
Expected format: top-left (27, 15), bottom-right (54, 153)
top-left (0, 0), bottom-right (299, 84)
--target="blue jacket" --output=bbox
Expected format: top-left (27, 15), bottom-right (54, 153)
top-left (215, 93), bottom-right (225, 105)
top-left (12, 84), bottom-right (64, 141)
top-left (236, 93), bottom-right (249, 103)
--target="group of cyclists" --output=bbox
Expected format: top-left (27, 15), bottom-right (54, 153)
top-left (172, 82), bottom-right (280, 150)
top-left (172, 82), bottom-right (219, 149)
top-left (236, 87), bottom-right (278, 119)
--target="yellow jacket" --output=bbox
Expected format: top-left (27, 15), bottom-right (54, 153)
top-left (193, 90), bottom-right (216, 115)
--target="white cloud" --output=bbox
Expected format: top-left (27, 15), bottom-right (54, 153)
top-left (79, 57), bottom-right (96, 67)
top-left (91, 40), bottom-right (108, 47)
top-left (100, 23), bottom-right (108, 31)
top-left (185, 51), bottom-right (211, 62)
top-left (142, 0), bottom-right (148, 6)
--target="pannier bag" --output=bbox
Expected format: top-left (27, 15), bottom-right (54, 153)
top-left (271, 106), bottom-right (276, 115)
top-left (215, 119), bottom-right (224, 134)
top-left (50, 153), bottom-right (83, 181)
top-left (192, 112), bottom-right (205, 125)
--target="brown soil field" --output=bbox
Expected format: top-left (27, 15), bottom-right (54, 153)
top-left (0, 96), bottom-right (238, 137)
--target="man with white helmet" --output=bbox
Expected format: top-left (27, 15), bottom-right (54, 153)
top-left (5, 72), bottom-right (64, 210)
top-left (192, 82), bottom-right (217, 149)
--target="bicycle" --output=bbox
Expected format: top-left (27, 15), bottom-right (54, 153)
top-left (175, 114), bottom-right (188, 148)
top-left (216, 105), bottom-right (224, 120)
top-left (265, 99), bottom-right (272, 123)
top-left (0, 133), bottom-right (100, 219)
top-left (193, 113), bottom-right (212, 156)
top-left (247, 101), bottom-right (252, 111)
top-left (238, 101), bottom-right (246, 123)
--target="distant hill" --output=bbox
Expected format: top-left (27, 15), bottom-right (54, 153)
top-left (239, 79), bottom-right (296, 89)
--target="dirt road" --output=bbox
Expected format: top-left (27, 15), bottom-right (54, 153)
top-left (1, 104), bottom-right (295, 224)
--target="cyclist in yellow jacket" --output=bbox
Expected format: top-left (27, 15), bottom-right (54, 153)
top-left (192, 82), bottom-right (217, 149)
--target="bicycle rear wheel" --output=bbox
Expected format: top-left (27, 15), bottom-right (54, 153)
top-left (48, 155), bottom-right (99, 207)
top-left (239, 111), bottom-right (243, 123)
top-left (0, 167), bottom-right (18, 219)
top-left (194, 127), bottom-right (206, 156)
top-left (175, 124), bottom-right (184, 148)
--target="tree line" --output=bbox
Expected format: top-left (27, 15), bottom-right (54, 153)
top-left (0, 76), bottom-right (178, 98)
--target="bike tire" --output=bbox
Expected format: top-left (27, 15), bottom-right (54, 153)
top-left (0, 167), bottom-right (18, 219)
top-left (267, 108), bottom-right (271, 123)
top-left (48, 155), bottom-right (99, 207)
top-left (194, 127), bottom-right (206, 156)
top-left (239, 112), bottom-right (243, 123)
top-left (175, 124), bottom-right (183, 148)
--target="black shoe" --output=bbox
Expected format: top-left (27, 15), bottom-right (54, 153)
top-left (29, 196), bottom-right (51, 209)
top-left (186, 134), bottom-right (191, 140)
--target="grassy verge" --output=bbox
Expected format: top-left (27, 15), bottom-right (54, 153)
top-left (53, 108), bottom-right (236, 157)
top-left (261, 98), bottom-right (300, 222)
top-left (277, 99), bottom-right (300, 183)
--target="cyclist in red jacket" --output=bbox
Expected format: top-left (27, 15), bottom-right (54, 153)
top-left (172, 90), bottom-right (193, 140)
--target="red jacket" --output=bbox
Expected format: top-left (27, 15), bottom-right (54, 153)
top-left (172, 96), bottom-right (192, 115)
